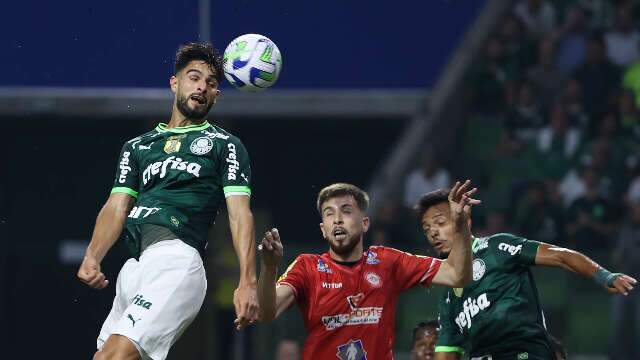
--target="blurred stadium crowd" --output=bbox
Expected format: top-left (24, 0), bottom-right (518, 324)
top-left (367, 0), bottom-right (640, 357)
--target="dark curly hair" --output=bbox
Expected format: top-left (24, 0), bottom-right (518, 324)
top-left (174, 42), bottom-right (223, 84)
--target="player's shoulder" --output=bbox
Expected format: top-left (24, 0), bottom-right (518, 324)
top-left (123, 128), bottom-right (160, 147)
top-left (209, 124), bottom-right (244, 144)
top-left (367, 246), bottom-right (425, 262)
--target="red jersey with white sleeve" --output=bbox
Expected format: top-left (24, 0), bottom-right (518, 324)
top-left (277, 246), bottom-right (442, 360)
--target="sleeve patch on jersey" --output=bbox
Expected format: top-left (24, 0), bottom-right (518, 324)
top-left (223, 186), bottom-right (251, 197)
top-left (435, 346), bottom-right (465, 354)
top-left (420, 258), bottom-right (443, 285)
top-left (111, 187), bottom-right (139, 198)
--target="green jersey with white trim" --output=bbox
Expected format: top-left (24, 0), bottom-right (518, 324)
top-left (112, 121), bottom-right (251, 257)
top-left (435, 233), bottom-right (554, 359)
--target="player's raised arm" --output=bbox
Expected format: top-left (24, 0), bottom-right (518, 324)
top-left (432, 181), bottom-right (480, 287)
top-left (254, 228), bottom-right (296, 325)
top-left (534, 243), bottom-right (637, 295)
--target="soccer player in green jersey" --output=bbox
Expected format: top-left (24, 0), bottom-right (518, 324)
top-left (76, 43), bottom-right (259, 360)
top-left (414, 189), bottom-right (637, 360)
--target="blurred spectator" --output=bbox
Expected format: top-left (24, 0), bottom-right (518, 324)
top-left (610, 200), bottom-right (640, 359)
top-left (618, 89), bottom-right (640, 141)
top-left (560, 78), bottom-right (590, 130)
top-left (604, 5), bottom-right (640, 67)
top-left (555, 5), bottom-right (589, 74)
top-left (573, 35), bottom-right (621, 116)
top-left (627, 173), bottom-right (640, 204)
top-left (527, 37), bottom-right (567, 108)
top-left (275, 339), bottom-right (301, 360)
top-left (565, 166), bottom-right (617, 254)
top-left (410, 320), bottom-right (439, 360)
top-left (468, 36), bottom-right (517, 113)
top-left (499, 13), bottom-right (537, 70)
top-left (477, 210), bottom-right (512, 237)
top-left (403, 152), bottom-right (450, 208)
top-left (537, 103), bottom-right (581, 179)
top-left (582, 0), bottom-right (616, 30)
top-left (559, 140), bottom-right (615, 207)
top-left (504, 81), bottom-right (545, 143)
top-left (514, 182), bottom-right (564, 244)
top-left (369, 201), bottom-right (406, 246)
top-left (515, 0), bottom-right (557, 37)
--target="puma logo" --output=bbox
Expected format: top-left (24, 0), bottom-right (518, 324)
top-left (127, 314), bottom-right (141, 327)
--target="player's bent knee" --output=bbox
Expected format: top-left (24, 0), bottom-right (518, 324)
top-left (94, 335), bottom-right (141, 360)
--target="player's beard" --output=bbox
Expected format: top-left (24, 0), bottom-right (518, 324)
top-left (328, 232), bottom-right (362, 257)
top-left (176, 93), bottom-right (213, 120)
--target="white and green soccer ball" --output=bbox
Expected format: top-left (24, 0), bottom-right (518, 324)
top-left (223, 34), bottom-right (282, 92)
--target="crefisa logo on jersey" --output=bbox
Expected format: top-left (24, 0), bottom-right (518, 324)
top-left (364, 272), bottom-right (382, 288)
top-left (472, 259), bottom-right (486, 281)
top-left (455, 293), bottom-right (491, 332)
top-left (336, 339), bottom-right (368, 360)
top-left (142, 156), bottom-right (202, 185)
top-left (226, 143), bottom-right (240, 180)
top-left (317, 259), bottom-right (332, 273)
top-left (499, 243), bottom-right (523, 256)
top-left (118, 151), bottom-right (132, 184)
top-left (190, 137), bottom-right (213, 155)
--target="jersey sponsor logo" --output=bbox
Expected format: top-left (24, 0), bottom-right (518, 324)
top-left (336, 339), bottom-right (368, 360)
top-left (202, 129), bottom-right (229, 140)
top-left (142, 156), bottom-right (202, 185)
top-left (455, 293), bottom-right (491, 332)
top-left (321, 293), bottom-right (383, 331)
top-left (226, 143), bottom-right (240, 180)
top-left (517, 353), bottom-right (529, 360)
top-left (128, 206), bottom-right (161, 219)
top-left (190, 137), bottom-right (213, 155)
top-left (164, 135), bottom-right (185, 154)
top-left (498, 243), bottom-right (523, 256)
top-left (317, 259), bottom-right (332, 273)
top-left (322, 282), bottom-right (343, 289)
top-left (132, 294), bottom-right (153, 309)
top-left (138, 143), bottom-right (153, 150)
top-left (472, 259), bottom-right (486, 281)
top-left (118, 151), bottom-right (132, 184)
top-left (365, 251), bottom-right (380, 265)
top-left (472, 237), bottom-right (489, 253)
top-left (364, 272), bottom-right (382, 288)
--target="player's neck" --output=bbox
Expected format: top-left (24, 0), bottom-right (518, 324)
top-left (329, 242), bottom-right (364, 263)
top-left (167, 107), bottom-right (207, 128)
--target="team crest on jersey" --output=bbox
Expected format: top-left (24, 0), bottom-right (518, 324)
top-left (317, 259), bottom-right (332, 273)
top-left (336, 339), bottom-right (367, 360)
top-left (472, 259), bottom-right (486, 281)
top-left (164, 135), bottom-right (185, 154)
top-left (364, 272), bottom-right (382, 288)
top-left (365, 251), bottom-right (380, 265)
top-left (190, 137), bottom-right (213, 155)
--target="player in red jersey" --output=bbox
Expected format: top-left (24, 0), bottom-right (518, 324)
top-left (251, 181), bottom-right (480, 360)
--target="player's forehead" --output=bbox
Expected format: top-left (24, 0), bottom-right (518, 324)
top-left (321, 195), bottom-right (358, 211)
top-left (180, 60), bottom-right (217, 79)
top-left (421, 203), bottom-right (450, 225)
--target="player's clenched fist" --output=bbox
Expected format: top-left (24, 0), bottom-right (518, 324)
top-left (77, 255), bottom-right (109, 289)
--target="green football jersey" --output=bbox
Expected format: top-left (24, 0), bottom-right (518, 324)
top-left (111, 121), bottom-right (251, 257)
top-left (435, 233), bottom-right (554, 359)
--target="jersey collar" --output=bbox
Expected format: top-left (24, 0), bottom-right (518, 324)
top-left (155, 121), bottom-right (211, 134)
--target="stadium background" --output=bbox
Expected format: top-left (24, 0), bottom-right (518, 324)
top-left (1, 0), bottom-right (638, 358)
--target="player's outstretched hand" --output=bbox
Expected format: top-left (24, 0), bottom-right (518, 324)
top-left (606, 274), bottom-right (637, 296)
top-left (448, 180), bottom-right (481, 225)
top-left (77, 255), bottom-right (109, 289)
top-left (234, 283), bottom-right (259, 330)
top-left (259, 228), bottom-right (283, 269)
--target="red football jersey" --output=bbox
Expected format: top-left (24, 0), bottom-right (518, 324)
top-left (277, 246), bottom-right (442, 360)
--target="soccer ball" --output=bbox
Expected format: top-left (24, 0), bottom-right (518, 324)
top-left (223, 34), bottom-right (282, 92)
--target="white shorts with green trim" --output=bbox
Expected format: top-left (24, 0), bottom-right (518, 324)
top-left (97, 240), bottom-right (206, 360)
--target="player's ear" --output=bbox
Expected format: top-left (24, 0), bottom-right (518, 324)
top-left (319, 222), bottom-right (327, 239)
top-left (362, 216), bottom-right (370, 233)
top-left (170, 75), bottom-right (178, 93)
